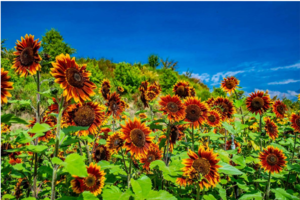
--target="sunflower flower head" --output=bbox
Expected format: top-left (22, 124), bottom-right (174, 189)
top-left (290, 113), bottom-right (300, 132)
top-left (259, 146), bottom-right (287, 174)
top-left (105, 92), bottom-right (124, 119)
top-left (1, 68), bottom-right (14, 104)
top-left (221, 76), bottom-right (239, 94)
top-left (140, 144), bottom-right (162, 170)
top-left (184, 97), bottom-right (209, 128)
top-left (246, 91), bottom-right (271, 115)
top-left (105, 132), bottom-right (124, 154)
top-left (159, 95), bottom-right (186, 122)
top-left (272, 100), bottom-right (287, 119)
top-left (264, 117), bottom-right (278, 140)
top-left (173, 81), bottom-right (190, 98)
top-left (99, 79), bottom-right (111, 100)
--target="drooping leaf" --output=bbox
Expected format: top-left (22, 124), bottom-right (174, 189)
top-left (29, 123), bottom-right (51, 134)
top-left (271, 188), bottom-right (299, 200)
top-left (63, 153), bottom-right (88, 177)
top-left (131, 175), bottom-right (152, 199)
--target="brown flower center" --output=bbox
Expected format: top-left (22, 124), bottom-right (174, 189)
top-left (225, 80), bottom-right (236, 90)
top-left (192, 158), bottom-right (211, 176)
top-left (113, 137), bottom-right (123, 148)
top-left (170, 126), bottom-right (179, 143)
top-left (251, 97), bottom-right (264, 110)
top-left (85, 174), bottom-right (96, 187)
top-left (73, 105), bottom-right (95, 127)
top-left (147, 92), bottom-right (156, 100)
top-left (276, 105), bottom-right (285, 115)
top-left (20, 47), bottom-right (34, 66)
top-left (267, 123), bottom-right (275, 133)
top-left (66, 68), bottom-right (84, 88)
top-left (266, 154), bottom-right (278, 166)
top-left (95, 146), bottom-right (106, 161)
top-left (130, 128), bottom-right (146, 147)
top-left (186, 104), bottom-right (202, 122)
top-left (208, 115), bottom-right (216, 122)
top-left (176, 86), bottom-right (186, 97)
top-left (167, 102), bottom-right (179, 113)
top-left (147, 154), bottom-right (155, 162)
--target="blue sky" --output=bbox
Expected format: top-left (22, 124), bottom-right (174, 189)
top-left (2, 2), bottom-right (300, 100)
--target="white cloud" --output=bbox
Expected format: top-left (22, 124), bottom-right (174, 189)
top-left (268, 79), bottom-right (300, 85)
top-left (211, 70), bottom-right (245, 84)
top-left (270, 63), bottom-right (300, 71)
top-left (254, 89), bottom-right (299, 100)
top-left (191, 73), bottom-right (210, 82)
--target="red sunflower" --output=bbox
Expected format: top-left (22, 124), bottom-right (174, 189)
top-left (50, 54), bottom-right (96, 103)
top-left (105, 92), bottom-right (124, 119)
top-left (188, 87), bottom-right (196, 97)
top-left (100, 79), bottom-right (111, 100)
top-left (99, 128), bottom-right (111, 140)
top-left (121, 118), bottom-right (153, 158)
top-left (106, 132), bottom-right (124, 154)
top-left (140, 144), bottom-right (162, 170)
top-left (184, 97), bottom-right (209, 128)
top-left (148, 83), bottom-right (161, 96)
top-left (290, 113), bottom-right (300, 132)
top-left (145, 90), bottom-right (157, 101)
top-left (272, 100), bottom-right (287, 118)
top-left (264, 118), bottom-right (278, 140)
top-left (64, 102), bottom-right (106, 136)
top-left (93, 144), bottom-right (111, 162)
top-left (1, 68), bottom-right (14, 104)
top-left (220, 76), bottom-right (239, 94)
top-left (259, 146), bottom-right (287, 173)
top-left (206, 97), bottom-right (215, 107)
top-left (139, 81), bottom-right (149, 92)
top-left (71, 163), bottom-right (105, 196)
top-left (205, 110), bottom-right (222, 127)
top-left (12, 34), bottom-right (42, 77)
top-left (178, 147), bottom-right (221, 189)
top-left (173, 81), bottom-right (190, 98)
top-left (159, 95), bottom-right (186, 122)
top-left (212, 97), bottom-right (235, 120)
top-left (246, 91), bottom-right (271, 115)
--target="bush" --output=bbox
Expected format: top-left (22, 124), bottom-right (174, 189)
top-left (159, 69), bottom-right (178, 94)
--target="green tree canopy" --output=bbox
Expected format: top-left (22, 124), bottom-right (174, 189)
top-left (148, 54), bottom-right (160, 69)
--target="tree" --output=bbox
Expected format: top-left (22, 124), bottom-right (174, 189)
top-left (160, 57), bottom-right (178, 70)
top-left (40, 29), bottom-right (76, 72)
top-left (148, 54), bottom-right (160, 69)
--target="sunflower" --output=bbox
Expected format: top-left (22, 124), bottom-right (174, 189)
top-left (206, 97), bottom-right (215, 107)
top-left (145, 90), bottom-right (157, 101)
top-left (290, 113), bottom-right (300, 132)
top-left (140, 144), bottom-right (162, 170)
top-left (1, 68), bottom-right (14, 104)
top-left (264, 118), bottom-right (278, 140)
top-left (220, 76), bottom-right (239, 94)
top-left (48, 97), bottom-right (59, 114)
top-left (173, 81), bottom-right (190, 98)
top-left (117, 86), bottom-right (124, 93)
top-left (50, 54), bottom-right (96, 103)
top-left (184, 97), bottom-right (209, 128)
top-left (105, 92), bottom-right (124, 119)
top-left (121, 118), bottom-right (153, 158)
top-left (212, 97), bottom-right (235, 120)
top-left (148, 83), bottom-right (161, 96)
top-left (120, 100), bottom-right (129, 110)
top-left (259, 146), bottom-right (287, 173)
top-left (64, 102), bottom-right (106, 136)
top-left (139, 81), bottom-right (149, 92)
top-left (93, 144), bottom-right (110, 162)
top-left (27, 114), bottom-right (56, 141)
top-left (1, 123), bottom-right (10, 134)
top-left (188, 87), bottom-right (196, 97)
top-left (205, 110), bottom-right (222, 127)
top-left (12, 34), bottom-right (42, 77)
top-left (272, 100), bottom-right (287, 118)
top-left (106, 132), bottom-right (124, 154)
top-left (71, 163), bottom-right (105, 196)
top-left (99, 79), bottom-right (111, 100)
top-left (159, 95), bottom-right (186, 122)
top-left (246, 91), bottom-right (271, 115)
top-left (140, 92), bottom-right (149, 108)
top-left (9, 152), bottom-right (22, 165)
top-left (178, 147), bottom-right (221, 189)
top-left (139, 113), bottom-right (148, 119)
top-left (225, 139), bottom-right (242, 153)
top-left (168, 125), bottom-right (185, 152)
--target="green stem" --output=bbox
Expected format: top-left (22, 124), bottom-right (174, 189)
top-left (85, 141), bottom-right (91, 164)
top-left (196, 184), bottom-right (201, 200)
top-left (285, 132), bottom-right (297, 189)
top-left (224, 130), bottom-right (227, 150)
top-left (265, 171), bottom-right (271, 200)
top-left (121, 148), bottom-right (128, 173)
top-left (191, 125), bottom-right (195, 152)
top-left (128, 157), bottom-right (132, 189)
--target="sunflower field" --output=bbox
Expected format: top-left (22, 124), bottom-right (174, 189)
top-left (1, 34), bottom-right (300, 200)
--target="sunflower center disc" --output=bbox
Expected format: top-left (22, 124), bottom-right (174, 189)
top-left (225, 80), bottom-right (235, 89)
top-left (267, 124), bottom-right (275, 133)
top-left (20, 47), bottom-right (34, 66)
top-left (66, 68), bottom-right (84, 88)
top-left (109, 100), bottom-right (118, 112)
top-left (170, 126), bottom-right (179, 143)
top-left (251, 97), bottom-right (264, 110)
top-left (95, 146), bottom-right (106, 160)
top-left (113, 138), bottom-right (122, 148)
top-left (266, 154), bottom-right (278, 166)
top-left (148, 92), bottom-right (155, 100)
top-left (276, 105), bottom-right (285, 115)
top-left (102, 85), bottom-right (110, 94)
top-left (186, 104), bottom-right (201, 122)
top-left (73, 105), bottom-right (95, 127)
top-left (192, 158), bottom-right (211, 176)
top-left (147, 154), bottom-right (155, 162)
top-left (85, 174), bottom-right (96, 187)
top-left (177, 86), bottom-right (186, 97)
top-left (296, 117), bottom-right (300, 127)
top-left (130, 128), bottom-right (146, 147)
top-left (208, 115), bottom-right (216, 122)
top-left (167, 102), bottom-right (179, 113)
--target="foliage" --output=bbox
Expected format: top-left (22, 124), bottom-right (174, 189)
top-left (158, 68), bottom-right (178, 94)
top-left (148, 54), bottom-right (160, 69)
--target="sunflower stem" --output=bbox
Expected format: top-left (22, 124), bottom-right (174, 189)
top-left (191, 124), bottom-right (195, 152)
top-left (85, 141), bottom-right (91, 164)
top-left (196, 184), bottom-right (201, 200)
top-left (51, 97), bottom-right (65, 200)
top-left (285, 132), bottom-right (297, 189)
top-left (128, 156), bottom-right (132, 189)
top-left (224, 130), bottom-right (227, 150)
top-left (163, 124), bottom-right (171, 164)
top-left (265, 171), bottom-right (271, 200)
top-left (121, 148), bottom-right (128, 173)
